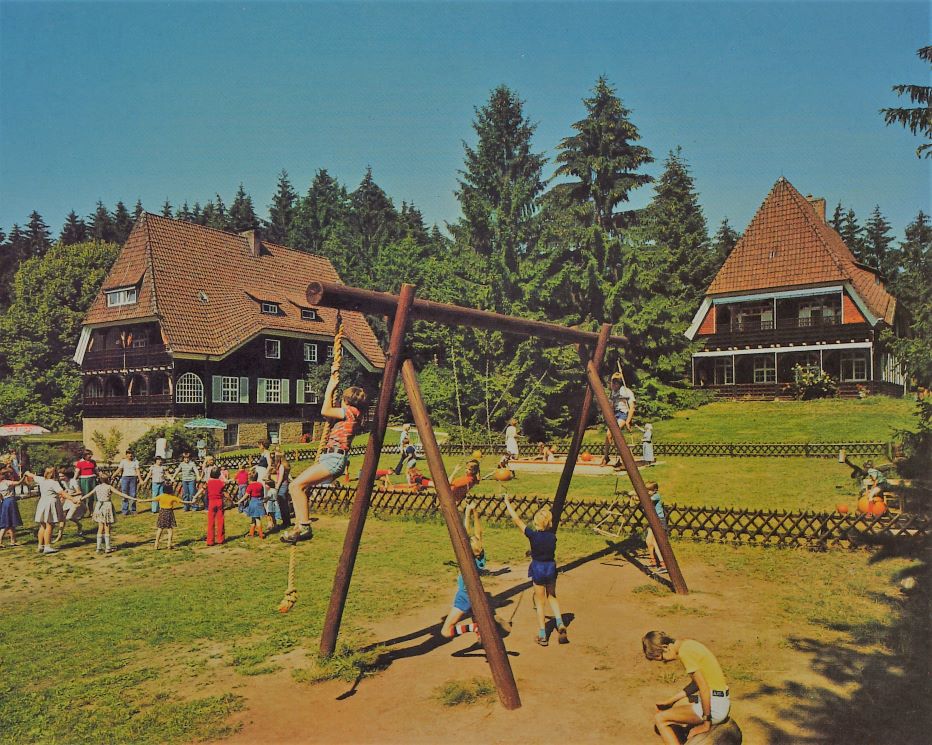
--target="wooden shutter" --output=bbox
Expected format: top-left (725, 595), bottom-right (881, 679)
top-left (257, 378), bottom-right (267, 404)
top-left (280, 379), bottom-right (290, 404)
top-left (239, 377), bottom-right (249, 403)
top-left (212, 375), bottom-right (222, 403)
top-left (296, 380), bottom-right (305, 404)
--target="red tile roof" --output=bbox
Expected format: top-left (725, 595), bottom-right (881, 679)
top-left (83, 214), bottom-right (385, 368)
top-left (707, 178), bottom-right (895, 325)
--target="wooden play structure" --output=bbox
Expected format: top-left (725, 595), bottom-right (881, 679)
top-left (306, 280), bottom-right (689, 710)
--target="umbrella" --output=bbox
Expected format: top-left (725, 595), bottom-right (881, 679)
top-left (0, 423), bottom-right (51, 437)
top-left (184, 418), bottom-right (227, 430)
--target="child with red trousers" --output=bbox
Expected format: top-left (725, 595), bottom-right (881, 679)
top-left (197, 467), bottom-right (228, 545)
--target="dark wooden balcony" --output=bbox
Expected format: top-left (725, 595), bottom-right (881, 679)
top-left (699, 319), bottom-right (873, 349)
top-left (82, 394), bottom-right (174, 417)
top-left (82, 347), bottom-right (172, 371)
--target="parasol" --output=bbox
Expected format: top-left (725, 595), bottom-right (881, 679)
top-left (184, 418), bottom-right (227, 430)
top-left (0, 423), bottom-right (51, 437)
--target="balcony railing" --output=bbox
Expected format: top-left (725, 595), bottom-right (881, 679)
top-left (82, 394), bottom-right (174, 417)
top-left (83, 347), bottom-right (172, 370)
top-left (727, 316), bottom-right (839, 333)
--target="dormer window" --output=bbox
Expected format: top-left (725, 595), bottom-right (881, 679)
top-left (106, 286), bottom-right (137, 307)
top-left (301, 308), bottom-right (318, 321)
top-left (261, 302), bottom-right (280, 316)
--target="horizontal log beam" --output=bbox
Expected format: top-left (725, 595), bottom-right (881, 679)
top-left (307, 281), bottom-right (627, 347)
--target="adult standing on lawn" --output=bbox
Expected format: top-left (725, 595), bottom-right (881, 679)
top-left (74, 449), bottom-right (98, 512)
top-left (174, 451), bottom-right (201, 511)
top-left (115, 449), bottom-right (141, 515)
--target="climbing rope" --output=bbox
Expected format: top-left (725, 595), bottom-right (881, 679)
top-left (278, 313), bottom-right (345, 614)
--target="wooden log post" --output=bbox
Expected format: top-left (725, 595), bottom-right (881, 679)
top-left (585, 360), bottom-right (689, 595)
top-left (319, 283), bottom-right (417, 657)
top-left (401, 359), bottom-right (522, 710)
top-left (551, 323), bottom-right (612, 531)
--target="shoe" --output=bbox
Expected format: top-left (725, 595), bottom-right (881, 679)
top-left (536, 633), bottom-right (548, 647)
top-left (558, 628), bottom-right (569, 644)
top-left (105, 548), bottom-right (114, 554)
top-left (280, 525), bottom-right (313, 544)
top-left (43, 546), bottom-right (58, 554)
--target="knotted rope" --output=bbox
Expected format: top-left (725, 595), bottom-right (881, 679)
top-left (278, 314), bottom-right (345, 614)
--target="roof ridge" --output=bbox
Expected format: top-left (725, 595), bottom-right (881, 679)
top-left (143, 211), bottom-right (254, 245)
top-left (142, 214), bottom-right (162, 321)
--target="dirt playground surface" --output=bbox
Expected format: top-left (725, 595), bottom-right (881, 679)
top-left (208, 543), bottom-right (870, 745)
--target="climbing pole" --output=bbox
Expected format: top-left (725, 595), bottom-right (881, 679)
top-left (278, 314), bottom-right (345, 613)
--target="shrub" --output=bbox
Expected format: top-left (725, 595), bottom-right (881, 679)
top-left (91, 427), bottom-right (123, 463)
top-left (786, 365), bottom-right (838, 400)
top-left (128, 423), bottom-right (201, 463)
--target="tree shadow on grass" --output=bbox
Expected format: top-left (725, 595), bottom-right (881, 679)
top-left (746, 546), bottom-right (931, 744)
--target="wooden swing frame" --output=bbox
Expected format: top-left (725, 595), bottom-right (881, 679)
top-left (308, 280), bottom-right (689, 711)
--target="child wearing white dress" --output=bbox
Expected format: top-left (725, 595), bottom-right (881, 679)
top-left (30, 468), bottom-right (66, 555)
top-left (87, 473), bottom-right (126, 554)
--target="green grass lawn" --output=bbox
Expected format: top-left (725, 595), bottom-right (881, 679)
top-left (0, 509), bottom-right (922, 744)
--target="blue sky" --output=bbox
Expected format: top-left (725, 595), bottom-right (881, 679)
top-left (1, 1), bottom-right (928, 241)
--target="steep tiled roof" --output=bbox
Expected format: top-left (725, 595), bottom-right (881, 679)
top-left (707, 178), bottom-right (895, 324)
top-left (83, 214), bottom-right (385, 367)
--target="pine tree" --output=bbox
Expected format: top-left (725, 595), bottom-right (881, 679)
top-left (133, 199), bottom-right (144, 221)
top-left (399, 202), bottom-right (430, 245)
top-left (229, 184), bottom-right (259, 232)
top-left (881, 46), bottom-right (932, 158)
top-left (289, 169), bottom-right (350, 254)
top-left (112, 201), bottom-right (134, 243)
top-left (840, 208), bottom-right (866, 260)
top-left (88, 202), bottom-right (115, 242)
top-left (711, 217), bottom-right (741, 265)
top-left (209, 194), bottom-right (230, 231)
top-left (830, 202), bottom-right (845, 233)
top-left (644, 148), bottom-right (713, 306)
top-left (553, 76), bottom-right (653, 234)
top-left (175, 202), bottom-right (193, 222)
top-left (267, 170), bottom-right (297, 244)
top-left (60, 211), bottom-right (88, 245)
top-left (347, 168), bottom-right (399, 286)
top-left (161, 199), bottom-right (173, 218)
top-left (25, 211), bottom-right (52, 257)
top-left (191, 202), bottom-right (204, 225)
top-left (454, 85), bottom-right (546, 311)
top-left (862, 205), bottom-right (899, 278)
top-left (0, 224), bottom-right (29, 308)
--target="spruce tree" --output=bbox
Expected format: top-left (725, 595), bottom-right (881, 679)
top-left (175, 202), bottom-right (193, 222)
top-left (454, 85), bottom-right (546, 312)
top-left (267, 170), bottom-right (297, 244)
top-left (553, 76), bottom-right (653, 234)
top-left (25, 211), bottom-right (52, 257)
top-left (347, 168), bottom-right (399, 286)
top-left (840, 208), bottom-right (865, 259)
top-left (133, 199), bottom-right (144, 221)
top-left (208, 194), bottom-right (230, 231)
top-left (0, 224), bottom-right (28, 308)
top-left (830, 202), bottom-right (845, 233)
top-left (112, 201), bottom-right (134, 243)
top-left (229, 184), bottom-right (259, 232)
top-left (60, 211), bottom-right (88, 245)
top-left (399, 202), bottom-right (430, 245)
top-left (863, 205), bottom-right (899, 278)
top-left (161, 199), bottom-right (173, 218)
top-left (711, 217), bottom-right (741, 266)
top-left (289, 169), bottom-right (349, 254)
top-left (881, 46), bottom-right (932, 158)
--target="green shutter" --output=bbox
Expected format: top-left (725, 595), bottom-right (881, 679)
top-left (257, 378), bottom-right (267, 404)
top-left (212, 376), bottom-right (222, 403)
top-left (281, 378), bottom-right (290, 404)
top-left (239, 377), bottom-right (249, 403)
top-left (296, 380), bottom-right (305, 404)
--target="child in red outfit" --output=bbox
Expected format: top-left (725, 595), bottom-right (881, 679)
top-left (196, 467), bottom-right (228, 545)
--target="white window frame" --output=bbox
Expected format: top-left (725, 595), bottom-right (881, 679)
top-left (713, 357), bottom-right (734, 385)
top-left (105, 287), bottom-right (137, 307)
top-left (301, 308), bottom-right (318, 321)
top-left (736, 304), bottom-right (773, 331)
top-left (797, 352), bottom-right (822, 377)
top-left (265, 339), bottom-right (281, 359)
top-left (261, 302), bottom-right (280, 316)
top-left (176, 372), bottom-right (204, 404)
top-left (264, 378), bottom-right (282, 403)
top-left (841, 351), bottom-right (868, 382)
top-left (296, 380), bottom-right (319, 405)
top-left (753, 355), bottom-right (776, 384)
top-left (326, 344), bottom-right (334, 360)
top-left (257, 378), bottom-right (290, 404)
top-left (304, 343), bottom-right (318, 363)
top-left (212, 376), bottom-right (240, 403)
top-left (130, 332), bottom-right (148, 348)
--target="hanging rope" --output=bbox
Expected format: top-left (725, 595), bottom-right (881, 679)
top-left (278, 313), bottom-right (346, 614)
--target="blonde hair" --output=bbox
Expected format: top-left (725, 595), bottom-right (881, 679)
top-left (343, 386), bottom-right (367, 408)
top-left (43, 466), bottom-right (57, 480)
top-left (645, 481), bottom-right (659, 492)
top-left (469, 534), bottom-right (483, 557)
top-left (642, 630), bottom-right (675, 660)
top-left (532, 508), bottom-right (552, 531)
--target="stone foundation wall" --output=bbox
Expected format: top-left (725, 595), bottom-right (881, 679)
top-left (279, 421), bottom-right (303, 444)
top-left (237, 422), bottom-right (269, 447)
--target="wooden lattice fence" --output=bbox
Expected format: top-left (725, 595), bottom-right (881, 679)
top-left (303, 485), bottom-right (928, 551)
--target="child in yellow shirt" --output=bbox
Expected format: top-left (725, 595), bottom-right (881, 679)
top-left (138, 486), bottom-right (196, 549)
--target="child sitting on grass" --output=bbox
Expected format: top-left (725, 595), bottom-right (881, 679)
top-left (642, 631), bottom-right (731, 743)
top-left (502, 494), bottom-right (568, 646)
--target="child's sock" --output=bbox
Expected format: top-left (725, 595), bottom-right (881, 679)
top-left (96, 534), bottom-right (103, 551)
top-left (258, 524), bottom-right (265, 539)
top-left (249, 524), bottom-right (255, 537)
top-left (556, 619), bottom-right (566, 630)
top-left (104, 534), bottom-right (111, 551)
top-left (453, 622), bottom-right (476, 636)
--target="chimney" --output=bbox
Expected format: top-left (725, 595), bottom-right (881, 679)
top-left (805, 195), bottom-right (826, 222)
top-left (241, 229), bottom-right (262, 257)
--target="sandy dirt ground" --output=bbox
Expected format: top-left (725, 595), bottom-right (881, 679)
top-left (209, 543), bottom-right (842, 745)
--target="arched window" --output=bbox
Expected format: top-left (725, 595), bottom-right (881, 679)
top-left (175, 373), bottom-right (204, 404)
top-left (104, 376), bottom-right (125, 397)
top-left (127, 374), bottom-right (148, 397)
top-left (84, 378), bottom-right (104, 398)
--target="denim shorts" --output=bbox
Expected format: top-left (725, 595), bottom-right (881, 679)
top-left (453, 586), bottom-right (471, 613)
top-left (319, 452), bottom-right (348, 478)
